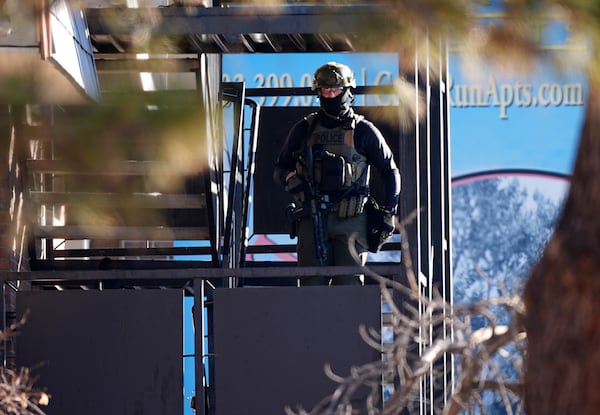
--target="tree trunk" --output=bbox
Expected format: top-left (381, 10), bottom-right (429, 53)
top-left (523, 89), bottom-right (600, 414)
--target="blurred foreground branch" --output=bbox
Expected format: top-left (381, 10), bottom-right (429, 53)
top-left (0, 313), bottom-right (49, 415)
top-left (286, 213), bottom-right (527, 415)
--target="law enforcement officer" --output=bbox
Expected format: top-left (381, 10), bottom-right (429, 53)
top-left (273, 62), bottom-right (400, 285)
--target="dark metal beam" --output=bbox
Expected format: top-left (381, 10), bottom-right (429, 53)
top-left (0, 264), bottom-right (402, 282)
top-left (94, 55), bottom-right (200, 72)
top-left (244, 85), bottom-right (396, 97)
top-left (85, 4), bottom-right (386, 37)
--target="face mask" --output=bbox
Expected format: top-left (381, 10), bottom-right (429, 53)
top-left (320, 89), bottom-right (351, 118)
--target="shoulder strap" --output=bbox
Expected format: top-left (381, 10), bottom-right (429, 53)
top-left (351, 113), bottom-right (364, 128)
top-left (304, 111), bottom-right (363, 135)
top-left (292, 113), bottom-right (319, 160)
top-left (342, 113), bottom-right (364, 129)
top-left (303, 112), bottom-right (320, 145)
top-left (304, 112), bottom-right (319, 136)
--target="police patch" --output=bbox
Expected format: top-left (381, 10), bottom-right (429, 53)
top-left (315, 131), bottom-right (344, 145)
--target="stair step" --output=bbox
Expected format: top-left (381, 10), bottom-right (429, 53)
top-left (26, 160), bottom-right (197, 176)
top-left (30, 191), bottom-right (206, 209)
top-left (34, 225), bottom-right (210, 240)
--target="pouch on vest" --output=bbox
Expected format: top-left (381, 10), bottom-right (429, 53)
top-left (315, 150), bottom-right (346, 193)
top-left (337, 195), bottom-right (368, 219)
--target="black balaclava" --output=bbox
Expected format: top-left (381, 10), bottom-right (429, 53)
top-left (319, 88), bottom-right (353, 119)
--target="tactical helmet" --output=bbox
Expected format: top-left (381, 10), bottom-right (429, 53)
top-left (311, 62), bottom-right (356, 90)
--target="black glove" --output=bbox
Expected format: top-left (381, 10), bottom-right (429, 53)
top-left (286, 172), bottom-right (306, 195)
top-left (366, 198), bottom-right (396, 253)
top-left (381, 211), bottom-right (395, 237)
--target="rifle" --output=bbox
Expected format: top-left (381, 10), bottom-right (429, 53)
top-left (304, 143), bottom-right (328, 266)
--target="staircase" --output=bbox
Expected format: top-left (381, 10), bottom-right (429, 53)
top-left (20, 94), bottom-right (224, 275)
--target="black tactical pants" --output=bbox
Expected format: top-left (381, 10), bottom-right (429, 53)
top-left (296, 211), bottom-right (368, 286)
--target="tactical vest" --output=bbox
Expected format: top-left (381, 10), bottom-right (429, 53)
top-left (296, 113), bottom-right (370, 201)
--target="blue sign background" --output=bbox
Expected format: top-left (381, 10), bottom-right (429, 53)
top-left (449, 54), bottom-right (586, 178)
top-left (223, 52), bottom-right (399, 107)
